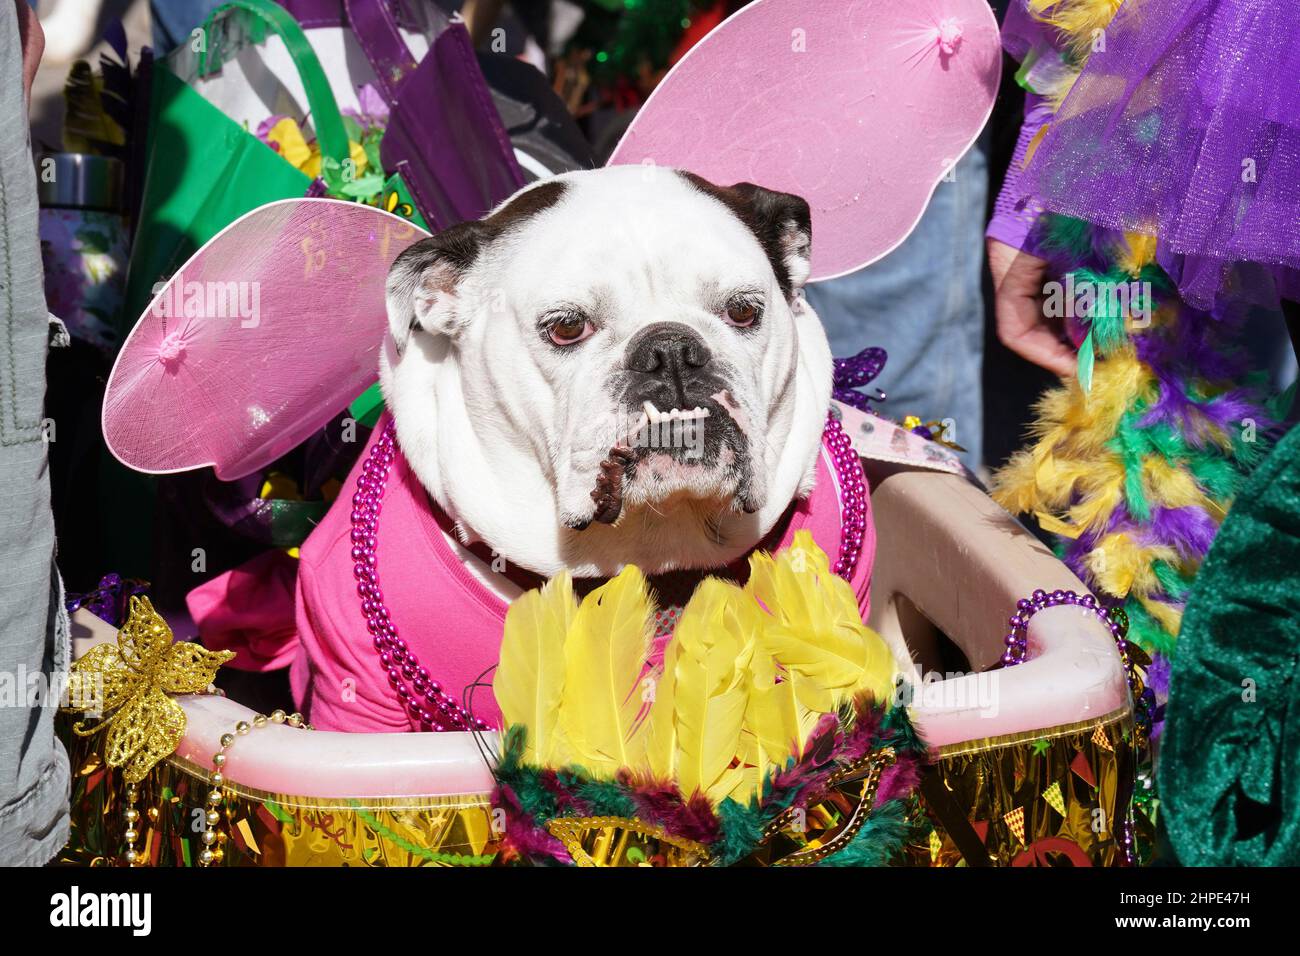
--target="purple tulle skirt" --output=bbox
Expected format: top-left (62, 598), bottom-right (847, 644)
top-left (1019, 0), bottom-right (1300, 310)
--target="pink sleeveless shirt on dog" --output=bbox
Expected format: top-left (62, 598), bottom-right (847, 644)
top-left (289, 413), bottom-right (876, 733)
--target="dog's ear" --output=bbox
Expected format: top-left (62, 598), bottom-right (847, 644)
top-left (385, 222), bottom-right (493, 350)
top-left (680, 173), bottom-right (813, 300)
top-left (386, 180), bottom-right (571, 351)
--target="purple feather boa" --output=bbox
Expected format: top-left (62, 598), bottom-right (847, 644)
top-left (1144, 506), bottom-right (1219, 561)
top-left (1028, 215), bottom-right (1276, 655)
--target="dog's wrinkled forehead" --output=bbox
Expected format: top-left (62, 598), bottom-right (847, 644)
top-left (385, 167), bottom-right (812, 349)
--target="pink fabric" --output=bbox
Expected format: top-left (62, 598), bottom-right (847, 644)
top-left (103, 200), bottom-right (424, 481)
top-left (187, 550), bottom-right (301, 671)
top-left (290, 413), bottom-right (875, 733)
top-left (608, 0), bottom-right (1002, 281)
top-left (838, 403), bottom-right (968, 478)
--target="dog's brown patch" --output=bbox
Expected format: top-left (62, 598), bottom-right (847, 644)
top-left (387, 180), bottom-right (570, 347)
top-left (678, 171), bottom-right (811, 300)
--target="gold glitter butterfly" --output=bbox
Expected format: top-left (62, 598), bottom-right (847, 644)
top-left (64, 596), bottom-right (233, 784)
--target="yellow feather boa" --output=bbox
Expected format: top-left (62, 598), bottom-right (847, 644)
top-left (493, 532), bottom-right (895, 806)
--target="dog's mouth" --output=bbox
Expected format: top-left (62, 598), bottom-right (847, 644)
top-left (637, 401), bottom-right (712, 427)
top-left (568, 389), bottom-right (756, 529)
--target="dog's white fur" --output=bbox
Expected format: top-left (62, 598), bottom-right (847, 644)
top-left (379, 166), bottom-right (832, 577)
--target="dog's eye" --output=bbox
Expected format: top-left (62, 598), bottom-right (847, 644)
top-left (547, 313), bottom-right (594, 346)
top-left (724, 297), bottom-right (762, 328)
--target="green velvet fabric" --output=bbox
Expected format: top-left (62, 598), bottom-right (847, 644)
top-left (1160, 424), bottom-right (1300, 865)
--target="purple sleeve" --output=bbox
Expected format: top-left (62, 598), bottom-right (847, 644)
top-left (1000, 0), bottom-right (1054, 61)
top-left (985, 1), bottom-right (1064, 256)
top-left (986, 94), bottom-right (1054, 255)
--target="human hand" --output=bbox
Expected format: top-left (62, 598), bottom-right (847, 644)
top-left (987, 238), bottom-right (1076, 378)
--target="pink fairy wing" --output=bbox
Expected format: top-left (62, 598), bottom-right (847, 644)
top-left (104, 199), bottom-right (429, 480)
top-left (607, 0), bottom-right (1001, 281)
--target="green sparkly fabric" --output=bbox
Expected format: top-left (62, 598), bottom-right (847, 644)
top-left (1160, 424), bottom-right (1300, 866)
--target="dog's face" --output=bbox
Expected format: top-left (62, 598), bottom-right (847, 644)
top-left (380, 166), bottom-right (832, 577)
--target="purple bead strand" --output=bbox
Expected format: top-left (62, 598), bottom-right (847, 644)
top-left (357, 415), bottom-right (863, 729)
top-left (1000, 588), bottom-right (1131, 670)
top-left (824, 412), bottom-right (868, 581)
top-left (1001, 587), bottom-right (1140, 865)
top-left (352, 421), bottom-right (489, 733)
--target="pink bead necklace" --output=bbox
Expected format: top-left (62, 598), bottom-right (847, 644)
top-left (352, 413), bottom-right (868, 732)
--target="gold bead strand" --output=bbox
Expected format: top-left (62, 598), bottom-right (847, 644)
top-left (199, 729), bottom-right (236, 867)
top-left (121, 783), bottom-right (142, 866)
top-left (198, 710), bottom-right (313, 867)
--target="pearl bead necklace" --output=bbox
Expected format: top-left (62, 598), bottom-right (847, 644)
top-left (197, 709), bottom-right (311, 867)
top-left (121, 785), bottom-right (142, 866)
top-left (356, 414), bottom-right (870, 731)
top-left (118, 707), bottom-right (312, 866)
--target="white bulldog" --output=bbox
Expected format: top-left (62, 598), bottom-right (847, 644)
top-left (379, 165), bottom-right (833, 579)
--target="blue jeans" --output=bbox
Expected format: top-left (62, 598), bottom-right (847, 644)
top-left (807, 141), bottom-right (989, 468)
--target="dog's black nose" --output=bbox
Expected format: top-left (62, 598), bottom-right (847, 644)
top-left (624, 322), bottom-right (712, 380)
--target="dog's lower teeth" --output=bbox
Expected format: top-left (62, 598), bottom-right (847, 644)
top-left (640, 402), bottom-right (711, 425)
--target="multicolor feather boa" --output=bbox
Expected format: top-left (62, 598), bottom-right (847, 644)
top-left (994, 219), bottom-right (1273, 655)
top-left (488, 533), bottom-right (926, 866)
top-left (492, 696), bottom-right (925, 867)
top-left (992, 0), bottom-right (1278, 656)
